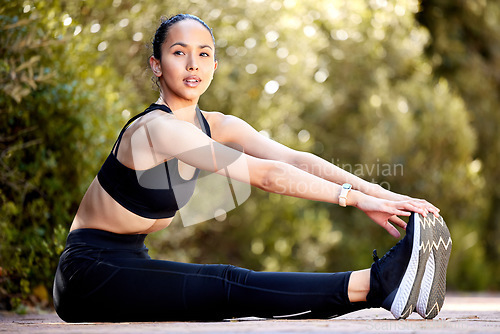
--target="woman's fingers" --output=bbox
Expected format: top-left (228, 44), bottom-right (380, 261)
top-left (362, 196), bottom-right (440, 239)
top-left (380, 219), bottom-right (401, 238)
top-left (385, 195), bottom-right (441, 218)
top-left (395, 200), bottom-right (430, 217)
top-left (409, 198), bottom-right (440, 217)
top-left (389, 215), bottom-right (408, 230)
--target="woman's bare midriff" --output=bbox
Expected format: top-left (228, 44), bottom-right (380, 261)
top-left (70, 177), bottom-right (174, 234)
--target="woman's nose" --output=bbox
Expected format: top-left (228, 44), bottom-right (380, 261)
top-left (186, 56), bottom-right (198, 71)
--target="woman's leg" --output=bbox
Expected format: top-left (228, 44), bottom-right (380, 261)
top-left (55, 211), bottom-right (434, 322)
top-left (348, 269), bottom-right (371, 302)
top-left (60, 256), bottom-right (363, 322)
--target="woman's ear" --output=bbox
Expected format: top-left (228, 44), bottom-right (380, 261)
top-left (149, 56), bottom-right (162, 77)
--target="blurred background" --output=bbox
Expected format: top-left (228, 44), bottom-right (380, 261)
top-left (1, 0), bottom-right (499, 312)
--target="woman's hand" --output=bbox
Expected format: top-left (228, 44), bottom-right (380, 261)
top-left (350, 191), bottom-right (437, 238)
top-left (370, 184), bottom-right (441, 218)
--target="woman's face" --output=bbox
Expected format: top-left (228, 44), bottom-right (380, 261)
top-left (155, 20), bottom-right (217, 107)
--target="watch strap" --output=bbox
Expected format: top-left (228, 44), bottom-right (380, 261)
top-left (339, 183), bottom-right (352, 207)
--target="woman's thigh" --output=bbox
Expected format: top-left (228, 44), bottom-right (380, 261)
top-left (76, 258), bottom-right (233, 321)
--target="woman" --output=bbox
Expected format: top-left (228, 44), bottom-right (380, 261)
top-left (53, 14), bottom-right (451, 322)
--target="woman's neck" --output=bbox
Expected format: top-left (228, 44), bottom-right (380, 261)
top-left (155, 96), bottom-right (198, 124)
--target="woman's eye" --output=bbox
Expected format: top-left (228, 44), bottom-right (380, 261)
top-left (174, 50), bottom-right (184, 55)
top-left (200, 52), bottom-right (210, 57)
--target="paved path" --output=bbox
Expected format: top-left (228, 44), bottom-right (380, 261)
top-left (1, 293), bottom-right (499, 333)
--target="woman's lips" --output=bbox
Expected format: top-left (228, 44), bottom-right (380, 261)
top-left (184, 76), bottom-right (201, 88)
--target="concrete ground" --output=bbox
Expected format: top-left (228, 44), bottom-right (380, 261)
top-left (1, 293), bottom-right (499, 333)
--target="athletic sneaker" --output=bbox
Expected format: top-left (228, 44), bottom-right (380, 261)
top-left (366, 213), bottom-right (433, 319)
top-left (416, 213), bottom-right (452, 319)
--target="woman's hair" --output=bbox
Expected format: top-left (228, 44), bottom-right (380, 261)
top-left (152, 14), bottom-right (215, 61)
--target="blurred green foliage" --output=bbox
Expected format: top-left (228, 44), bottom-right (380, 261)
top-left (0, 0), bottom-right (140, 310)
top-left (416, 0), bottom-right (500, 290)
top-left (0, 0), bottom-right (498, 310)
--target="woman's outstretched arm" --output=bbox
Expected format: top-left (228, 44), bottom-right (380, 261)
top-left (209, 112), bottom-right (440, 217)
top-left (145, 113), bottom-right (432, 237)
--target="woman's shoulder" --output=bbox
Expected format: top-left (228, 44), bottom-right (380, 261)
top-left (200, 109), bottom-right (245, 128)
top-left (200, 109), bottom-right (257, 144)
top-left (200, 110), bottom-right (241, 142)
top-left (200, 109), bottom-right (225, 124)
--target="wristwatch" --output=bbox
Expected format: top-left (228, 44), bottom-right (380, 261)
top-left (339, 183), bottom-right (352, 207)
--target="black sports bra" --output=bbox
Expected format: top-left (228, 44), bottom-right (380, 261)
top-left (97, 103), bottom-right (211, 219)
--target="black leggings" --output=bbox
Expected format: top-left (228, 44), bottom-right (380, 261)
top-left (53, 229), bottom-right (368, 322)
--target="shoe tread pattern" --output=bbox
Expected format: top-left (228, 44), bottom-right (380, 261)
top-left (422, 214), bottom-right (452, 319)
top-left (399, 213), bottom-right (433, 319)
